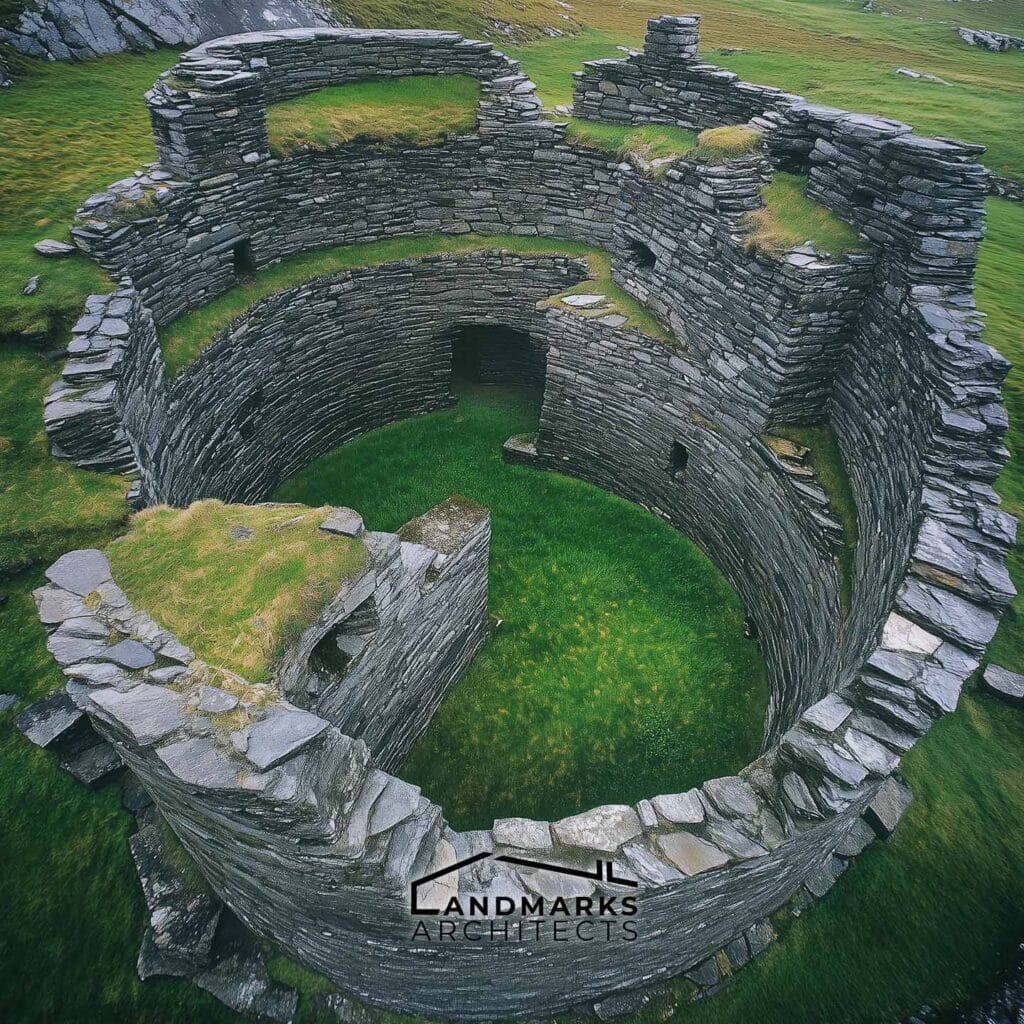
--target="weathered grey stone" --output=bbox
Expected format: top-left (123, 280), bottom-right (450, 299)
top-left (245, 706), bottom-right (328, 770)
top-left (14, 690), bottom-right (85, 749)
top-left (804, 854), bottom-right (845, 898)
top-left (194, 685), bottom-right (239, 713)
top-left (493, 817), bottom-right (552, 851)
top-left (552, 805), bottom-right (642, 852)
top-left (982, 664), bottom-right (1024, 704)
top-left (0, 693), bottom-right (18, 713)
top-left (745, 919), bottom-right (774, 958)
top-left (651, 789), bottom-right (705, 825)
top-left (107, 639), bottom-right (157, 669)
top-left (321, 507), bottom-right (365, 536)
top-left (33, 238), bottom-right (76, 257)
top-left (45, 548), bottom-right (111, 595)
top-left (834, 817), bottom-right (876, 858)
top-left (195, 952), bottom-right (298, 1023)
top-left (91, 684), bottom-right (185, 745)
top-left (656, 831), bottom-right (730, 875)
top-left (684, 956), bottom-right (721, 988)
top-left (130, 816), bottom-right (221, 979)
top-left (158, 735), bottom-right (240, 789)
top-left (61, 737), bottom-right (122, 787)
top-left (864, 776), bottom-right (914, 837)
top-left (367, 774), bottom-right (421, 836)
top-left (703, 776), bottom-right (759, 818)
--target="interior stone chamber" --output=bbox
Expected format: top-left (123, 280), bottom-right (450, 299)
top-left (37, 15), bottom-right (1017, 1020)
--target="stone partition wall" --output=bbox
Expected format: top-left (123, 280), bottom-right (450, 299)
top-left (30, 16), bottom-right (1020, 1021)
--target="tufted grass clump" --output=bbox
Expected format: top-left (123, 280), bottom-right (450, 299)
top-left (742, 171), bottom-right (872, 259)
top-left (266, 74), bottom-right (482, 157)
top-left (561, 117), bottom-right (698, 167)
top-left (689, 123), bottom-right (763, 162)
top-left (105, 499), bottom-right (366, 682)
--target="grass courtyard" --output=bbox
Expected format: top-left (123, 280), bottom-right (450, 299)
top-left (274, 385), bottom-right (766, 828)
top-left (2, 0), bottom-right (1024, 1020)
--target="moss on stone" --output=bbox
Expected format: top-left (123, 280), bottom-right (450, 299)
top-left (770, 423), bottom-right (859, 615)
top-left (561, 117), bottom-right (698, 168)
top-left (159, 234), bottom-right (674, 375)
top-left (106, 499), bottom-right (367, 682)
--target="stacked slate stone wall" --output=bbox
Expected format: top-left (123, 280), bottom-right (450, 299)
top-left (33, 527), bottom-right (998, 1021)
top-left (145, 29), bottom-right (542, 182)
top-left (535, 308), bottom-right (844, 741)
top-left (572, 16), bottom-right (801, 129)
top-left (141, 253), bottom-right (586, 507)
top-left (30, 18), bottom-right (1019, 1021)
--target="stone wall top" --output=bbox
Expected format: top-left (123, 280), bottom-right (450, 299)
top-left (146, 27), bottom-right (542, 179)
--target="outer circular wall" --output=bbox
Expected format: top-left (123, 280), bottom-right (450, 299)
top-left (37, 21), bottom-right (1016, 1020)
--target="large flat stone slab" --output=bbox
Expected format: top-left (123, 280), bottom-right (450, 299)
top-left (44, 549), bottom-right (112, 596)
top-left (656, 831), bottom-right (730, 876)
top-left (245, 706), bottom-right (329, 771)
top-left (552, 805), bottom-right (642, 852)
top-left (90, 684), bottom-right (185, 746)
top-left (983, 663), bottom-right (1024, 705)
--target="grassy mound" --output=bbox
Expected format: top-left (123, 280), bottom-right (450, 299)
top-left (689, 124), bottom-right (762, 162)
top-left (106, 500), bottom-right (366, 682)
top-left (562, 117), bottom-right (699, 165)
top-left (158, 234), bottom-right (672, 375)
top-left (743, 172), bottom-right (870, 258)
top-left (266, 74), bottom-right (481, 157)
top-left (275, 385), bottom-right (767, 828)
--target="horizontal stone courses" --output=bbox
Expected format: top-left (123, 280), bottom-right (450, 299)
top-left (27, 14), bottom-right (1020, 1020)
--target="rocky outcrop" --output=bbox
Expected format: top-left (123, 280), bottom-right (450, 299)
top-left (958, 26), bottom-right (1024, 53)
top-left (0, 0), bottom-right (342, 62)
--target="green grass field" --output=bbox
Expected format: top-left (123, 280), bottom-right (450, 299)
top-left (274, 385), bottom-right (766, 827)
top-left (2, 0), bottom-right (1024, 1020)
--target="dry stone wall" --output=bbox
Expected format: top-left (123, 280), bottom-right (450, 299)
top-left (29, 16), bottom-right (1019, 1021)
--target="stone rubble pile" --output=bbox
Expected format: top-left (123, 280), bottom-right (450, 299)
top-left (958, 26), bottom-right (1024, 52)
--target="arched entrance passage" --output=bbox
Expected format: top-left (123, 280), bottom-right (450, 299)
top-left (450, 323), bottom-right (545, 389)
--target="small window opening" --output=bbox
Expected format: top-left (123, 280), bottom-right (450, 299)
top-left (236, 385), bottom-right (263, 441)
top-left (627, 238), bottom-right (658, 271)
top-left (232, 238), bottom-right (256, 277)
top-left (850, 187), bottom-right (874, 210)
top-left (670, 441), bottom-right (689, 481)
top-left (309, 597), bottom-right (379, 681)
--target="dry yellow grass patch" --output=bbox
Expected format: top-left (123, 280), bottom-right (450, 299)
top-left (689, 124), bottom-right (762, 162)
top-left (106, 499), bottom-right (366, 682)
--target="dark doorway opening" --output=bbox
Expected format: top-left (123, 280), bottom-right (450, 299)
top-left (451, 324), bottom-right (545, 391)
top-left (627, 238), bottom-right (658, 271)
top-left (669, 440), bottom-right (689, 481)
top-left (232, 238), bottom-right (256, 278)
